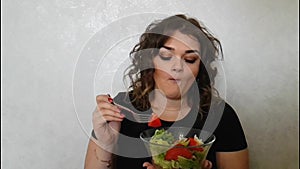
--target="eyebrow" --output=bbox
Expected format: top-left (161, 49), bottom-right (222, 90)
top-left (162, 46), bottom-right (200, 55)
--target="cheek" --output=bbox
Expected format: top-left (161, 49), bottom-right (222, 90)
top-left (153, 69), bottom-right (168, 83)
top-left (192, 67), bottom-right (199, 77)
top-left (153, 59), bottom-right (171, 81)
top-left (153, 69), bottom-right (161, 83)
top-left (186, 63), bottom-right (200, 78)
top-left (153, 58), bottom-right (169, 72)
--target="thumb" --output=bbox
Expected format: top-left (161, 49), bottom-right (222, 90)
top-left (202, 160), bottom-right (213, 169)
top-left (143, 162), bottom-right (155, 169)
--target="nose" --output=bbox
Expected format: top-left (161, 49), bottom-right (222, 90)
top-left (171, 57), bottom-right (183, 72)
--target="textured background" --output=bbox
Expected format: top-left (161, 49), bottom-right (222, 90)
top-left (2, 0), bottom-right (299, 169)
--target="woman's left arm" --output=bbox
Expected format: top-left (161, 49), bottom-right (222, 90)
top-left (216, 149), bottom-right (249, 169)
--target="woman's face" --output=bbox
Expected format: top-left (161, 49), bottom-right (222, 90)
top-left (153, 31), bottom-right (201, 100)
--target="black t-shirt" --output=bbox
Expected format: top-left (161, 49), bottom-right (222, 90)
top-left (92, 92), bottom-right (247, 169)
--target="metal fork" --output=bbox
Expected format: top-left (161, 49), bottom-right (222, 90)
top-left (114, 102), bottom-right (152, 123)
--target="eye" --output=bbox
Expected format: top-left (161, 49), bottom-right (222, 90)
top-left (184, 59), bottom-right (197, 64)
top-left (158, 51), bottom-right (173, 61)
top-left (159, 54), bottom-right (172, 61)
top-left (183, 54), bottom-right (199, 64)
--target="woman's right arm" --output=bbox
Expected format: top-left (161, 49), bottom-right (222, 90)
top-left (84, 95), bottom-right (125, 169)
top-left (84, 138), bottom-right (114, 169)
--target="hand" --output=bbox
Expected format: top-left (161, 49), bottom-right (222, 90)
top-left (142, 162), bottom-right (155, 169)
top-left (202, 160), bottom-right (213, 169)
top-left (142, 160), bottom-right (212, 169)
top-left (92, 95), bottom-right (125, 151)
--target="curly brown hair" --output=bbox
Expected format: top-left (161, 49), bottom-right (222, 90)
top-left (124, 14), bottom-right (223, 116)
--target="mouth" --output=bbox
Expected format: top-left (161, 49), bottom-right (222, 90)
top-left (169, 78), bottom-right (181, 84)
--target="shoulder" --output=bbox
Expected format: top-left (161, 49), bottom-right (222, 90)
top-left (201, 101), bottom-right (238, 131)
top-left (216, 101), bottom-right (243, 130)
top-left (213, 101), bottom-right (248, 152)
top-left (208, 100), bottom-right (241, 124)
top-left (221, 102), bottom-right (240, 123)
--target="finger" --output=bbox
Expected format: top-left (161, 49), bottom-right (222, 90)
top-left (100, 108), bottom-right (125, 119)
top-left (97, 99), bottom-right (120, 113)
top-left (96, 94), bottom-right (117, 106)
top-left (96, 95), bottom-right (119, 112)
top-left (102, 114), bottom-right (124, 122)
top-left (207, 161), bottom-right (212, 169)
top-left (142, 162), bottom-right (155, 169)
top-left (96, 95), bottom-right (110, 104)
top-left (94, 109), bottom-right (125, 123)
top-left (202, 160), bottom-right (212, 169)
top-left (143, 162), bottom-right (150, 167)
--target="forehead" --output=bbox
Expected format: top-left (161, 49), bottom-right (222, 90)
top-left (164, 31), bottom-right (200, 51)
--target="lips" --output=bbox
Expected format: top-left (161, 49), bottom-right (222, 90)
top-left (169, 78), bottom-right (181, 84)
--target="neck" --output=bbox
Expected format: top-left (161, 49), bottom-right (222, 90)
top-left (150, 90), bottom-right (191, 121)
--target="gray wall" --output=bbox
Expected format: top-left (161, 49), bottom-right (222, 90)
top-left (3, 0), bottom-right (299, 169)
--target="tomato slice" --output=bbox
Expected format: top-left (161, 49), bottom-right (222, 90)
top-left (188, 138), bottom-right (199, 146)
top-left (188, 138), bottom-right (204, 152)
top-left (165, 147), bottom-right (193, 160)
top-left (148, 114), bottom-right (161, 127)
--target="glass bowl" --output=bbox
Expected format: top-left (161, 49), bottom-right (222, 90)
top-left (140, 127), bottom-right (216, 169)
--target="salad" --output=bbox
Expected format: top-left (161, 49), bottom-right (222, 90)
top-left (149, 129), bottom-right (206, 169)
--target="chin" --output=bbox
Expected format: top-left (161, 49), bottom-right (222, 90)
top-left (164, 91), bottom-right (182, 100)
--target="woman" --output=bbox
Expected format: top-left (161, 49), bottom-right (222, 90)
top-left (84, 14), bottom-right (249, 169)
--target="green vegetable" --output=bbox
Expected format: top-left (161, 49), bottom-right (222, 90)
top-left (149, 129), bottom-right (205, 169)
top-left (150, 129), bottom-right (175, 145)
top-left (149, 129), bottom-right (175, 156)
top-left (177, 156), bottom-right (200, 169)
top-left (153, 154), bottom-right (172, 169)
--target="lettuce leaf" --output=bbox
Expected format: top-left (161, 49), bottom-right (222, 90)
top-left (177, 156), bottom-right (200, 169)
top-left (150, 129), bottom-right (175, 145)
top-left (150, 129), bottom-right (175, 156)
top-left (153, 153), bottom-right (172, 169)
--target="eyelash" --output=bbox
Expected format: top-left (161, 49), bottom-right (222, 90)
top-left (159, 54), bottom-right (197, 64)
top-left (159, 54), bottom-right (172, 61)
top-left (184, 59), bottom-right (197, 64)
